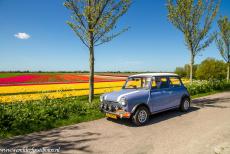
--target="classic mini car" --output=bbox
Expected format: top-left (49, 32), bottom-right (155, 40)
top-left (100, 73), bottom-right (190, 126)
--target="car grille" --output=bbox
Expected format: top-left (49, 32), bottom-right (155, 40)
top-left (101, 101), bottom-right (122, 112)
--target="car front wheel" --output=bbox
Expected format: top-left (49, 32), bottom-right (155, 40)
top-left (180, 98), bottom-right (190, 112)
top-left (132, 106), bottom-right (149, 126)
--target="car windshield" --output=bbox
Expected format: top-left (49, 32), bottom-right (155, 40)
top-left (123, 77), bottom-right (151, 89)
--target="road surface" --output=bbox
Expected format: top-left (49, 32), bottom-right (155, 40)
top-left (0, 92), bottom-right (230, 154)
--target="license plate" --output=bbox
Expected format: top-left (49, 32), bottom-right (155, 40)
top-left (106, 113), bottom-right (117, 119)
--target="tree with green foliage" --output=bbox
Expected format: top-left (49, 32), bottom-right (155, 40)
top-left (174, 64), bottom-right (197, 78)
top-left (64, 0), bottom-right (131, 102)
top-left (167, 0), bottom-right (220, 83)
top-left (184, 64), bottom-right (198, 79)
top-left (215, 16), bottom-right (230, 81)
top-left (174, 67), bottom-right (186, 77)
top-left (184, 64), bottom-right (191, 79)
top-left (196, 58), bottom-right (226, 80)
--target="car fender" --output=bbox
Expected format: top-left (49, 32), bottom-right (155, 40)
top-left (131, 103), bottom-right (150, 114)
top-left (181, 94), bottom-right (190, 102)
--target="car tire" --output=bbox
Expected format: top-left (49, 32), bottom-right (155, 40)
top-left (180, 97), bottom-right (190, 112)
top-left (132, 106), bottom-right (150, 126)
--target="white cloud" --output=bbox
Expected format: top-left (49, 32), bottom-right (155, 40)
top-left (14, 32), bottom-right (31, 39)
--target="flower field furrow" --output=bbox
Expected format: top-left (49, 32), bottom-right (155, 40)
top-left (0, 86), bottom-right (121, 103)
top-left (0, 74), bottom-right (126, 86)
top-left (0, 75), bottom-right (34, 83)
top-left (0, 76), bottom-right (190, 103)
top-left (0, 81), bottom-right (125, 95)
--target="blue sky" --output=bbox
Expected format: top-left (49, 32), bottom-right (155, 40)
top-left (0, 0), bottom-right (229, 72)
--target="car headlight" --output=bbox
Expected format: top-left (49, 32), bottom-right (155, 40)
top-left (119, 97), bottom-right (127, 106)
top-left (100, 95), bottom-right (104, 102)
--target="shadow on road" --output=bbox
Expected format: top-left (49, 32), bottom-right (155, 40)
top-left (192, 97), bottom-right (230, 109)
top-left (107, 106), bottom-right (200, 127)
top-left (108, 95), bottom-right (230, 127)
top-left (0, 125), bottom-right (101, 153)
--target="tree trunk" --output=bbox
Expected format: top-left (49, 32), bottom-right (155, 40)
top-left (190, 54), bottom-right (194, 84)
top-left (227, 62), bottom-right (230, 82)
top-left (89, 33), bottom-right (94, 103)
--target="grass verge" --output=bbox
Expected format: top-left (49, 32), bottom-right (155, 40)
top-left (0, 95), bottom-right (103, 139)
top-left (191, 88), bottom-right (230, 99)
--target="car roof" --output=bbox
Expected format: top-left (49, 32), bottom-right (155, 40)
top-left (129, 73), bottom-right (179, 78)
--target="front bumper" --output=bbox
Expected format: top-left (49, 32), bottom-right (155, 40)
top-left (100, 101), bottom-right (131, 119)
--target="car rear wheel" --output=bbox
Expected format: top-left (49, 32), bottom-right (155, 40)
top-left (132, 106), bottom-right (149, 126)
top-left (180, 97), bottom-right (190, 112)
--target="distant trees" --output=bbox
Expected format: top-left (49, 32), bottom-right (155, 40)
top-left (175, 67), bottom-right (186, 77)
top-left (215, 16), bottom-right (230, 81)
top-left (175, 64), bottom-right (197, 78)
top-left (175, 58), bottom-right (226, 80)
top-left (196, 58), bottom-right (226, 80)
top-left (64, 0), bottom-right (131, 102)
top-left (167, 0), bottom-right (220, 83)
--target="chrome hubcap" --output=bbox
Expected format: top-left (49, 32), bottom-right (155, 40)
top-left (184, 100), bottom-right (189, 110)
top-left (138, 110), bottom-right (147, 123)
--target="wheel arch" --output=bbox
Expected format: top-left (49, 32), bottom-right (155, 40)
top-left (180, 94), bottom-right (191, 104)
top-left (181, 94), bottom-right (190, 100)
top-left (131, 103), bottom-right (150, 114)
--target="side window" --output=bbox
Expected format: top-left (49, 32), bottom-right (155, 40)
top-left (126, 78), bottom-right (141, 88)
top-left (152, 77), bottom-right (169, 89)
top-left (151, 78), bottom-right (157, 89)
top-left (169, 77), bottom-right (182, 87)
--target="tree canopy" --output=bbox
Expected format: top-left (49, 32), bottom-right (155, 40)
top-left (196, 58), bottom-right (226, 80)
top-left (167, 0), bottom-right (220, 83)
top-left (64, 0), bottom-right (131, 48)
top-left (215, 16), bottom-right (230, 81)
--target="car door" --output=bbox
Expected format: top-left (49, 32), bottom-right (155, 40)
top-left (149, 76), bottom-right (172, 112)
top-left (168, 76), bottom-right (184, 107)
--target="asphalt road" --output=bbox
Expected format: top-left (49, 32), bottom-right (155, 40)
top-left (0, 92), bottom-right (230, 154)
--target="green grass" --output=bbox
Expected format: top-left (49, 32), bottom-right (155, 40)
top-left (0, 72), bottom-right (131, 79)
top-left (0, 72), bottom-right (86, 78)
top-left (191, 88), bottom-right (230, 99)
top-left (0, 73), bottom-right (23, 78)
top-left (0, 95), bottom-right (103, 139)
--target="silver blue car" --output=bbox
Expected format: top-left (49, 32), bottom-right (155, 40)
top-left (100, 73), bottom-right (190, 126)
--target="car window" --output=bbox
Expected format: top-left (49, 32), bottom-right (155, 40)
top-left (169, 76), bottom-right (182, 87)
top-left (152, 79), bottom-right (157, 89)
top-left (126, 79), bottom-right (141, 88)
top-left (124, 77), bottom-right (151, 89)
top-left (152, 77), bottom-right (169, 89)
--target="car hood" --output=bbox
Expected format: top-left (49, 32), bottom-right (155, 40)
top-left (103, 89), bottom-right (147, 102)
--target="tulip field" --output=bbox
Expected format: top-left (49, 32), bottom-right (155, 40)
top-left (0, 73), bottom-right (193, 103)
top-left (1, 72), bottom-right (228, 105)
top-left (0, 73), bottom-right (127, 103)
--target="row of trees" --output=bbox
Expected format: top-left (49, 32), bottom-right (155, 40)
top-left (64, 0), bottom-right (229, 102)
top-left (175, 58), bottom-right (226, 80)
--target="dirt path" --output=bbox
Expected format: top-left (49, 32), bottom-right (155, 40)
top-left (1, 92), bottom-right (230, 154)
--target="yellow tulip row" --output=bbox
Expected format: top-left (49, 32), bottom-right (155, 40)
top-left (0, 81), bottom-right (125, 103)
top-left (0, 81), bottom-right (125, 94)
